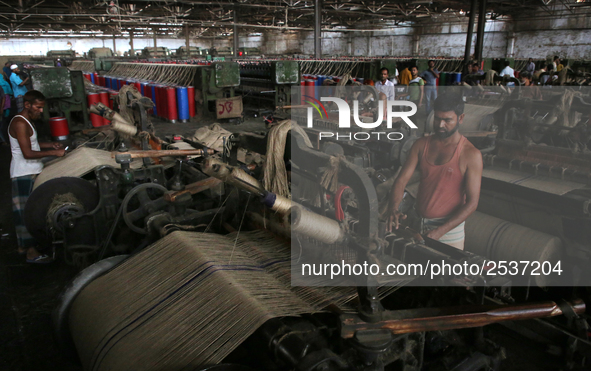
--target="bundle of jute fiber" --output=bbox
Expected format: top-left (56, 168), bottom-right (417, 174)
top-left (190, 123), bottom-right (263, 165)
top-left (33, 147), bottom-right (143, 190)
top-left (465, 211), bottom-right (562, 287)
top-left (68, 230), bottom-right (357, 371)
top-left (263, 119), bottom-right (312, 198)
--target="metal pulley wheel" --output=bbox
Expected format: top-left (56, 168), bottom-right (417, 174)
top-left (121, 182), bottom-right (169, 234)
top-left (24, 177), bottom-right (100, 248)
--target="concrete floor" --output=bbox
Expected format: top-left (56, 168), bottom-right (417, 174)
top-left (0, 111), bottom-right (573, 371)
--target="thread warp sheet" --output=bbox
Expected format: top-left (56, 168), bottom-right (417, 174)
top-left (69, 230), bottom-right (359, 371)
top-left (33, 147), bottom-right (143, 190)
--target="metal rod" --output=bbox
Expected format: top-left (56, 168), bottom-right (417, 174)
top-left (112, 34), bottom-right (117, 55)
top-left (314, 0), bottom-right (322, 58)
top-left (153, 27), bottom-right (157, 54)
top-left (112, 149), bottom-right (216, 159)
top-left (463, 0), bottom-right (478, 65)
top-left (233, 5), bottom-right (239, 57)
top-left (341, 299), bottom-right (586, 338)
top-left (474, 0), bottom-right (487, 62)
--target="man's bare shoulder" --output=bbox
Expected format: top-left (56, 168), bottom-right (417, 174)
top-left (461, 138), bottom-right (483, 166)
top-left (8, 116), bottom-right (31, 136)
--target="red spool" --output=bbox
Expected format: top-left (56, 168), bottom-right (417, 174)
top-left (93, 73), bottom-right (99, 84)
top-left (98, 76), bottom-right (105, 87)
top-left (133, 82), bottom-right (141, 93)
top-left (187, 86), bottom-right (195, 117)
top-left (300, 81), bottom-right (305, 104)
top-left (87, 93), bottom-right (103, 127)
top-left (99, 91), bottom-right (110, 125)
top-left (83, 73), bottom-right (91, 82)
top-left (304, 80), bottom-right (315, 99)
top-left (166, 87), bottom-right (178, 122)
top-left (49, 117), bottom-right (69, 140)
top-left (108, 93), bottom-right (116, 109)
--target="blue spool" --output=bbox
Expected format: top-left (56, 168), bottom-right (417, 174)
top-left (150, 85), bottom-right (157, 116)
top-left (176, 87), bottom-right (190, 121)
top-left (454, 72), bottom-right (462, 84)
top-left (105, 77), bottom-right (110, 89)
top-left (90, 74), bottom-right (95, 84)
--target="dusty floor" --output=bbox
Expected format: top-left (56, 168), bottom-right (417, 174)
top-left (0, 111), bottom-right (577, 371)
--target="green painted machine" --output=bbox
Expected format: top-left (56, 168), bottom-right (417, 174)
top-left (238, 60), bottom-right (299, 110)
top-left (27, 66), bottom-right (90, 131)
top-left (194, 62), bottom-right (241, 116)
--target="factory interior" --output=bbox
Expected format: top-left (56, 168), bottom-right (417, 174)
top-left (1, 0), bottom-right (591, 370)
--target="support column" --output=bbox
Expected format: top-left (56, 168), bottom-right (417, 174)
top-left (463, 0), bottom-right (477, 65)
top-left (153, 28), bottom-right (158, 55)
top-left (233, 6), bottom-right (239, 57)
top-left (185, 24), bottom-right (190, 58)
top-left (474, 0), bottom-right (487, 62)
top-left (412, 34), bottom-right (420, 57)
top-left (129, 29), bottom-right (135, 57)
top-left (112, 35), bottom-right (117, 55)
top-left (314, 0), bottom-right (322, 58)
top-left (506, 31), bottom-right (515, 58)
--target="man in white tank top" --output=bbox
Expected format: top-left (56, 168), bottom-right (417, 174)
top-left (8, 90), bottom-right (65, 263)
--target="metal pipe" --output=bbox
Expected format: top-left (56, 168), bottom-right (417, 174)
top-left (129, 29), bottom-right (134, 56)
top-left (233, 5), bottom-right (239, 57)
top-left (341, 299), bottom-right (586, 338)
top-left (474, 0), bottom-right (487, 62)
top-left (112, 35), bottom-right (117, 55)
top-left (153, 27), bottom-right (157, 54)
top-left (314, 0), bottom-right (322, 58)
top-left (185, 24), bottom-right (190, 58)
top-left (463, 0), bottom-right (478, 65)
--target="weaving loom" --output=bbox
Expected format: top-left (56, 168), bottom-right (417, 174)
top-left (46, 82), bottom-right (591, 370)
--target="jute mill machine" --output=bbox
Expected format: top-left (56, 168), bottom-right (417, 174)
top-left (32, 81), bottom-right (590, 370)
top-left (104, 61), bottom-right (241, 119)
top-left (26, 65), bottom-right (91, 130)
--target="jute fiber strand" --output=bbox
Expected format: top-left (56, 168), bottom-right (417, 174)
top-left (107, 62), bottom-right (198, 87)
top-left (465, 211), bottom-right (562, 287)
top-left (69, 230), bottom-right (357, 371)
top-left (33, 147), bottom-right (143, 190)
top-left (263, 120), bottom-right (312, 198)
top-left (70, 60), bottom-right (95, 72)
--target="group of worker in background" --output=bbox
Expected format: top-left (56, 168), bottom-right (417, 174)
top-left (373, 56), bottom-right (562, 121)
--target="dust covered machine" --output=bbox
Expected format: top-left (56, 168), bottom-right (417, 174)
top-left (102, 61), bottom-right (241, 120)
top-left (238, 60), bottom-right (300, 111)
top-left (26, 65), bottom-right (91, 130)
top-left (39, 80), bottom-right (591, 370)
